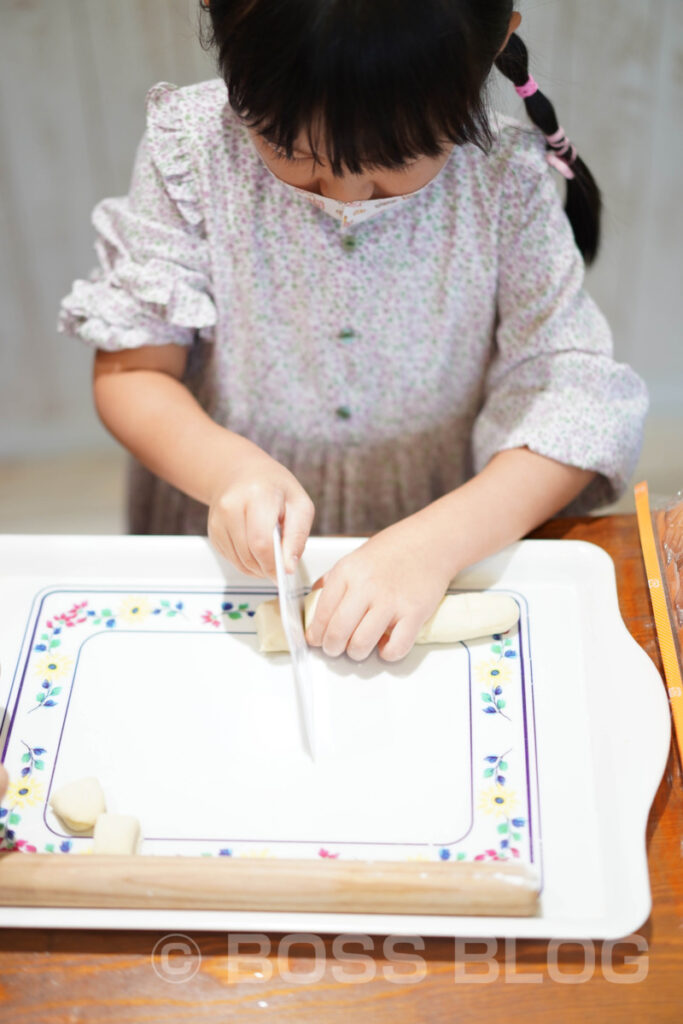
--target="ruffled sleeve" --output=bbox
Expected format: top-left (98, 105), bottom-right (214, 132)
top-left (471, 127), bottom-right (648, 511)
top-left (58, 83), bottom-right (216, 351)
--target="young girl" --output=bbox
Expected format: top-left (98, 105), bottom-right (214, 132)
top-left (59, 0), bottom-right (647, 663)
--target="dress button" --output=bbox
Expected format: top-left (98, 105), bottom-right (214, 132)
top-left (342, 235), bottom-right (357, 252)
top-left (338, 327), bottom-right (355, 341)
top-left (335, 405), bottom-right (352, 420)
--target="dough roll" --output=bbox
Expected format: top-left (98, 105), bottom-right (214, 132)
top-left (254, 590), bottom-right (519, 653)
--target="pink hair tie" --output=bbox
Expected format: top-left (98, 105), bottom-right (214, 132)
top-left (515, 75), bottom-right (538, 99)
top-left (544, 126), bottom-right (577, 179)
top-left (545, 152), bottom-right (575, 180)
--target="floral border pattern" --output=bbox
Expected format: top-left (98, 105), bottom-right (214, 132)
top-left (0, 589), bottom-right (535, 868)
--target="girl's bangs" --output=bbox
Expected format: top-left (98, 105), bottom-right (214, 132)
top-left (217, 2), bottom-right (502, 175)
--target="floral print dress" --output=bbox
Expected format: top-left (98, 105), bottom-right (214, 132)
top-left (59, 80), bottom-right (647, 536)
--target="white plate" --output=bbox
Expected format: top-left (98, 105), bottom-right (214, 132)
top-left (0, 535), bottom-right (669, 937)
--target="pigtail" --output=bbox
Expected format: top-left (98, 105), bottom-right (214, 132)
top-left (495, 33), bottom-right (601, 265)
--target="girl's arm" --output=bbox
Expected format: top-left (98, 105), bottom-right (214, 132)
top-left (412, 448), bottom-right (595, 579)
top-left (93, 345), bottom-right (314, 577)
top-left (305, 450), bottom-right (594, 661)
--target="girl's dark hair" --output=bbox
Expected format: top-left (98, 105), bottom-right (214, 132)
top-left (495, 33), bottom-right (601, 263)
top-left (200, 1), bottom-right (601, 263)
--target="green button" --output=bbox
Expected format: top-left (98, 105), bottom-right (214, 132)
top-left (335, 405), bottom-right (352, 420)
top-left (342, 235), bottom-right (357, 252)
top-left (338, 327), bottom-right (355, 341)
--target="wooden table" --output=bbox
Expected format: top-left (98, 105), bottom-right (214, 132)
top-left (0, 516), bottom-right (681, 1022)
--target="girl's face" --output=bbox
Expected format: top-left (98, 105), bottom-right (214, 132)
top-left (249, 127), bottom-right (454, 202)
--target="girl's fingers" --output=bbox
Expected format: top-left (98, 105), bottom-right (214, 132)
top-left (228, 511), bottom-right (264, 577)
top-left (225, 539), bottom-right (262, 579)
top-left (318, 590), bottom-right (372, 658)
top-left (209, 495), bottom-right (261, 577)
top-left (346, 605), bottom-right (396, 662)
top-left (227, 485), bottom-right (314, 580)
top-left (211, 518), bottom-right (261, 579)
top-left (305, 575), bottom-right (348, 649)
top-left (282, 492), bottom-right (315, 572)
top-left (377, 616), bottom-right (421, 662)
top-left (245, 495), bottom-right (285, 579)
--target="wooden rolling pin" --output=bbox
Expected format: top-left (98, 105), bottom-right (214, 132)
top-left (0, 853), bottom-right (538, 916)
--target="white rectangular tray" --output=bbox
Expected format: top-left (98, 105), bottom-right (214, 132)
top-left (0, 535), bottom-right (669, 937)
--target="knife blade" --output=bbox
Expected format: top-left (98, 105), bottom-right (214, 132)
top-left (272, 524), bottom-right (316, 760)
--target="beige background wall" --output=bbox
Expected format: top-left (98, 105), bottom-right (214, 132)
top-left (0, 0), bottom-right (681, 473)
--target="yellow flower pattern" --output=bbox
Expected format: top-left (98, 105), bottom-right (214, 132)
top-left (478, 785), bottom-right (518, 818)
top-left (6, 776), bottom-right (45, 809)
top-left (475, 658), bottom-right (513, 687)
top-left (34, 652), bottom-right (73, 681)
top-left (117, 596), bottom-right (153, 624)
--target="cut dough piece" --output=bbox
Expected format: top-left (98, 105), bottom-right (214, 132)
top-left (93, 813), bottom-right (141, 855)
top-left (253, 597), bottom-right (288, 653)
top-left (253, 591), bottom-right (323, 651)
top-left (303, 590), bottom-right (320, 632)
top-left (255, 590), bottom-right (519, 652)
top-left (49, 776), bottom-right (106, 833)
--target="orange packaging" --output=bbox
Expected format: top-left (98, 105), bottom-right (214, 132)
top-left (635, 482), bottom-right (683, 766)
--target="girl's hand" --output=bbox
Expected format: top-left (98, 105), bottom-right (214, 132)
top-left (305, 515), bottom-right (454, 662)
top-left (208, 450), bottom-right (315, 580)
